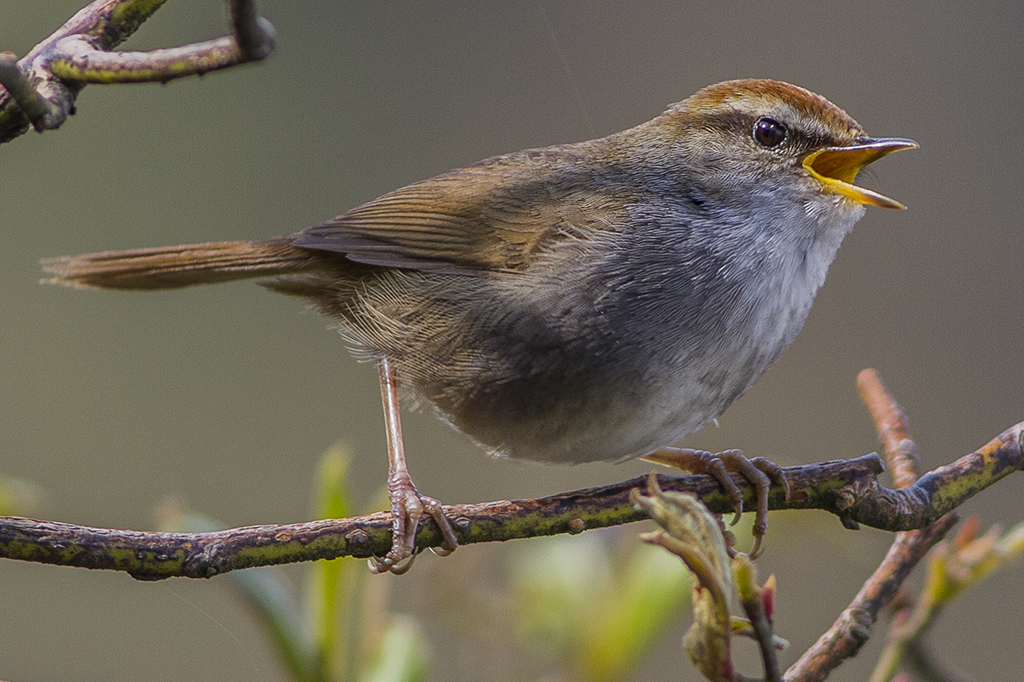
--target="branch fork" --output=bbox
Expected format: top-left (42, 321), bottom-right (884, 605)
top-left (0, 0), bottom-right (275, 142)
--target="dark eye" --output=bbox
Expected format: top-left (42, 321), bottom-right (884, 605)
top-left (753, 117), bottom-right (787, 149)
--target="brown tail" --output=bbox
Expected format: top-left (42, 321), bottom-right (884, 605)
top-left (42, 238), bottom-right (324, 290)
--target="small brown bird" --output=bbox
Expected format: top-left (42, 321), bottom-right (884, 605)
top-left (45, 79), bottom-right (915, 572)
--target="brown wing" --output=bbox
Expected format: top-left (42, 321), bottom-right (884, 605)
top-left (292, 147), bottom-right (632, 276)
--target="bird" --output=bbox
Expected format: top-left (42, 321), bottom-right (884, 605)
top-left (43, 79), bottom-right (916, 572)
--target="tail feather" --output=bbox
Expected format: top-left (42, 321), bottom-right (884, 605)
top-left (42, 239), bottom-right (321, 290)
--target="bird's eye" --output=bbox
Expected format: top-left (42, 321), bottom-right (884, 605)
top-left (753, 117), bottom-right (787, 149)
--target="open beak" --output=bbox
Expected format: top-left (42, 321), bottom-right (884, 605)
top-left (803, 137), bottom-right (918, 209)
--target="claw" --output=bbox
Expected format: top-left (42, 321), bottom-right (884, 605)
top-left (369, 473), bottom-right (459, 575)
top-left (747, 532), bottom-right (764, 561)
top-left (641, 447), bottom-right (787, 559)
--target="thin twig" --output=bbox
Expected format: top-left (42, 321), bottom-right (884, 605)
top-left (859, 369), bottom-right (920, 488)
top-left (49, 33), bottom-right (273, 84)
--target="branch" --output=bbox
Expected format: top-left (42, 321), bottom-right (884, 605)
top-left (0, 0), bottom-right (274, 143)
top-left (0, 415), bottom-right (1020, 580)
top-left (785, 369), bottom-right (957, 682)
top-left (0, 455), bottom-right (877, 580)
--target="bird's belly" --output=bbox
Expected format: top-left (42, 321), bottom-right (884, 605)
top-left (444, 343), bottom-right (769, 465)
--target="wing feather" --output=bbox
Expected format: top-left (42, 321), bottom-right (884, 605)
top-left (293, 147), bottom-right (631, 275)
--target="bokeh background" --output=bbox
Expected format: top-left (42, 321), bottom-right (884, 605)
top-left (2, 1), bottom-right (1022, 680)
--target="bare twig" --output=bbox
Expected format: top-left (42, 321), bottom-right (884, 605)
top-left (784, 515), bottom-right (958, 682)
top-left (0, 0), bottom-right (274, 143)
top-left (48, 32), bottom-right (273, 84)
top-left (858, 368), bottom-right (921, 489)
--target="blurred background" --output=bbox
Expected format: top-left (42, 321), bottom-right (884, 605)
top-left (2, 1), bottom-right (1022, 680)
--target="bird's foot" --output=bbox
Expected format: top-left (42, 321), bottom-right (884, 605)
top-left (642, 447), bottom-right (789, 559)
top-left (368, 473), bottom-right (459, 575)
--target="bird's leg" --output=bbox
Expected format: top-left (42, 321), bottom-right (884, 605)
top-left (640, 448), bottom-right (790, 559)
top-left (369, 357), bottom-right (459, 575)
